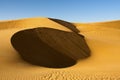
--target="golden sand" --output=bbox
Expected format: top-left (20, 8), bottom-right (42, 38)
top-left (0, 18), bottom-right (120, 79)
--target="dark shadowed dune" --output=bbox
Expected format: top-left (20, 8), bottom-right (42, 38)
top-left (49, 18), bottom-right (80, 33)
top-left (11, 27), bottom-right (90, 68)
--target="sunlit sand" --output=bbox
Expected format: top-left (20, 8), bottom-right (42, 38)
top-left (0, 18), bottom-right (120, 79)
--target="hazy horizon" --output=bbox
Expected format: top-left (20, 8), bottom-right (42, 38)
top-left (0, 0), bottom-right (120, 22)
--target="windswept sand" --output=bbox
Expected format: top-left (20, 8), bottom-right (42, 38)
top-left (0, 18), bottom-right (120, 79)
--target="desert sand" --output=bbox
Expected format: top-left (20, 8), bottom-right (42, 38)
top-left (0, 17), bottom-right (120, 80)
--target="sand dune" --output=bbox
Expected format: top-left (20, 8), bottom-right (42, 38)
top-left (0, 18), bottom-right (73, 32)
top-left (0, 17), bottom-right (120, 79)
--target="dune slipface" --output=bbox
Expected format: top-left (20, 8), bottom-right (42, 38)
top-left (11, 27), bottom-right (90, 68)
top-left (49, 18), bottom-right (80, 33)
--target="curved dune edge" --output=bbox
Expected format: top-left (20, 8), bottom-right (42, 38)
top-left (0, 17), bottom-right (120, 79)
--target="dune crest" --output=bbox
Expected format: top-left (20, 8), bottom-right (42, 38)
top-left (0, 18), bottom-right (75, 32)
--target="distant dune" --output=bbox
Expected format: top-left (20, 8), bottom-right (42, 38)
top-left (0, 17), bottom-right (120, 79)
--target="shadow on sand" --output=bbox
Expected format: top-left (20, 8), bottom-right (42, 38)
top-left (11, 27), bottom-right (90, 68)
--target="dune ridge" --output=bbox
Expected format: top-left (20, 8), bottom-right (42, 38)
top-left (0, 17), bottom-right (120, 80)
top-left (0, 18), bottom-right (75, 32)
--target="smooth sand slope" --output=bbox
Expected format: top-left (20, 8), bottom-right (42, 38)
top-left (0, 18), bottom-right (120, 80)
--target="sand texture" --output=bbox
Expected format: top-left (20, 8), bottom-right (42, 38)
top-left (0, 18), bottom-right (120, 80)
